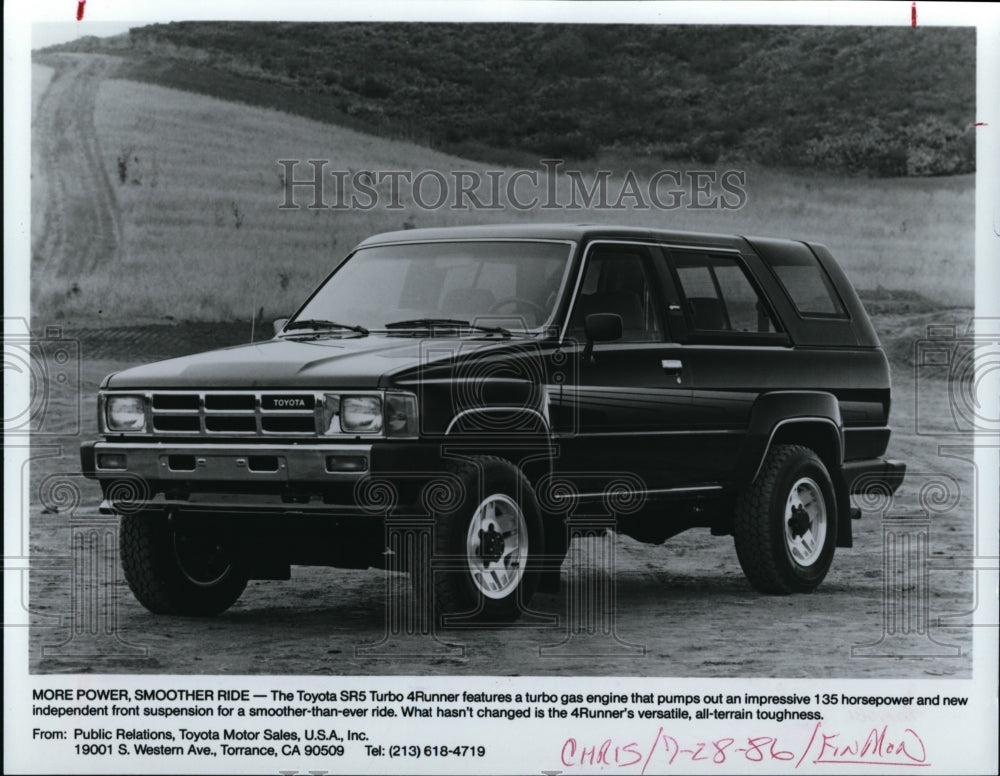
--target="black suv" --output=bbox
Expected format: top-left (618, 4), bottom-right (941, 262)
top-left (81, 224), bottom-right (905, 621)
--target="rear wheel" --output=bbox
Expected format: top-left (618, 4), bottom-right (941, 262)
top-left (119, 510), bottom-right (247, 615)
top-left (734, 444), bottom-right (837, 594)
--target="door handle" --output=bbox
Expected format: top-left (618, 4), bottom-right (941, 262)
top-left (661, 359), bottom-right (683, 384)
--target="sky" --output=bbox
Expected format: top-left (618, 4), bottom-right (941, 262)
top-left (32, 20), bottom-right (137, 50)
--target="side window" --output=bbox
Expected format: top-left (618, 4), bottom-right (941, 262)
top-left (670, 253), bottom-right (779, 334)
top-left (569, 247), bottom-right (664, 342)
top-left (770, 253), bottom-right (847, 317)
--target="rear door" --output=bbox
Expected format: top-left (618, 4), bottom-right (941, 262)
top-left (649, 247), bottom-right (796, 481)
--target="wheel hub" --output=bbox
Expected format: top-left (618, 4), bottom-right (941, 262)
top-left (465, 493), bottom-right (529, 600)
top-left (477, 523), bottom-right (505, 565)
top-left (787, 504), bottom-right (812, 539)
top-left (782, 476), bottom-right (827, 567)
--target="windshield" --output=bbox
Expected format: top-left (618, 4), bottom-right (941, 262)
top-left (290, 240), bottom-right (573, 333)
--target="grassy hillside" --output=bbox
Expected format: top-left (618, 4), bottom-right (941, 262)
top-left (32, 71), bottom-right (973, 322)
top-left (46, 22), bottom-right (975, 176)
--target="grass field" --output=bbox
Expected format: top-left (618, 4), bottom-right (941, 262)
top-left (30, 63), bottom-right (55, 253)
top-left (32, 68), bottom-right (974, 323)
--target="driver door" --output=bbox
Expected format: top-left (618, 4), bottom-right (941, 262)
top-left (550, 242), bottom-right (695, 492)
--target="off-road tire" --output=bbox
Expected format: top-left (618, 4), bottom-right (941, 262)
top-left (734, 444), bottom-right (837, 594)
top-left (119, 510), bottom-right (247, 616)
top-left (420, 456), bottom-right (544, 624)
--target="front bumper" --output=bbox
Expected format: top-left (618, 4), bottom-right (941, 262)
top-left (80, 440), bottom-right (371, 484)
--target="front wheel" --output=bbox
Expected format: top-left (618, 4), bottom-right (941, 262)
top-left (423, 456), bottom-right (544, 623)
top-left (734, 444), bottom-right (837, 594)
top-left (119, 510), bottom-right (247, 615)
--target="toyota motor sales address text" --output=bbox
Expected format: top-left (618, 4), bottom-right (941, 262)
top-left (29, 686), bottom-right (969, 769)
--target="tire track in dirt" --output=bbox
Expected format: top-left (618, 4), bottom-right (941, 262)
top-left (33, 54), bottom-right (124, 279)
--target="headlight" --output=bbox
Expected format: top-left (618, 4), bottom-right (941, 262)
top-left (340, 396), bottom-right (383, 433)
top-left (320, 392), bottom-right (417, 436)
top-left (320, 393), bottom-right (342, 435)
top-left (385, 393), bottom-right (418, 436)
top-left (106, 395), bottom-right (146, 432)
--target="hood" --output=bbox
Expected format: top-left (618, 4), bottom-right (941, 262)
top-left (104, 334), bottom-right (516, 390)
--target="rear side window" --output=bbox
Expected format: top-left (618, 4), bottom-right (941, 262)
top-left (671, 253), bottom-right (779, 334)
top-left (769, 250), bottom-right (847, 317)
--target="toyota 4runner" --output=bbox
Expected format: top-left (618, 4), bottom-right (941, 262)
top-left (80, 224), bottom-right (906, 621)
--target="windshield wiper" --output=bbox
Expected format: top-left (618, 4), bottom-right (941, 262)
top-left (384, 318), bottom-right (511, 337)
top-left (283, 319), bottom-right (369, 335)
top-left (383, 318), bottom-right (511, 337)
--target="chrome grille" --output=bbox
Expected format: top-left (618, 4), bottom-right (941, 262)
top-left (148, 391), bottom-right (319, 436)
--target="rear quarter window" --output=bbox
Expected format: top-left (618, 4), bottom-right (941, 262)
top-left (770, 250), bottom-right (848, 317)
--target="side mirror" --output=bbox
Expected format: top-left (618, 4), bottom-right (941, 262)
top-left (585, 313), bottom-right (623, 342)
top-left (583, 313), bottom-right (622, 363)
top-left (272, 318), bottom-right (289, 336)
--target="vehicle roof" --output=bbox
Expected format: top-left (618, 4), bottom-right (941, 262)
top-left (357, 222), bottom-right (760, 250)
top-left (354, 223), bottom-right (877, 348)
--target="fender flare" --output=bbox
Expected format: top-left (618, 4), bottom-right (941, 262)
top-left (734, 392), bottom-right (853, 548)
top-left (444, 406), bottom-right (550, 435)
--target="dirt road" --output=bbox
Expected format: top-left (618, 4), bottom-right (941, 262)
top-left (25, 313), bottom-right (977, 678)
top-left (32, 54), bottom-right (123, 279)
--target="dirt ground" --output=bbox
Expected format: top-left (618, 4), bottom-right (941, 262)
top-left (21, 311), bottom-right (978, 679)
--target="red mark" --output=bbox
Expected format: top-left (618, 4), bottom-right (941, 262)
top-left (911, 2), bottom-right (917, 27)
top-left (559, 725), bottom-right (931, 771)
top-left (802, 722), bottom-right (930, 767)
top-left (77, 1), bottom-right (86, 22)
top-left (974, 122), bottom-right (989, 127)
